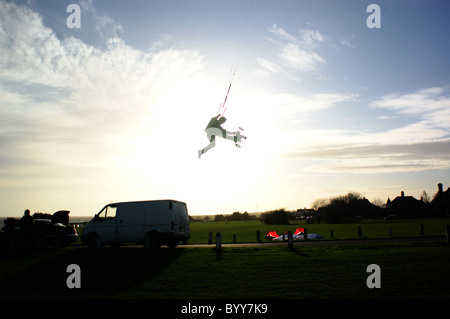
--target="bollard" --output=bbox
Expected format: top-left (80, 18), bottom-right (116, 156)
top-left (357, 226), bottom-right (362, 237)
top-left (256, 230), bottom-right (261, 242)
top-left (303, 227), bottom-right (308, 240)
top-left (288, 231), bottom-right (294, 250)
top-left (233, 234), bottom-right (237, 244)
top-left (215, 232), bottom-right (222, 250)
top-left (388, 228), bottom-right (392, 237)
top-left (446, 225), bottom-right (450, 244)
top-left (208, 232), bottom-right (212, 245)
top-left (419, 223), bottom-right (424, 236)
top-left (330, 229), bottom-right (334, 239)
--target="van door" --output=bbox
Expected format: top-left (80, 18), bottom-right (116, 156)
top-left (93, 205), bottom-right (119, 243)
top-left (173, 201), bottom-right (189, 235)
top-left (115, 202), bottom-right (145, 242)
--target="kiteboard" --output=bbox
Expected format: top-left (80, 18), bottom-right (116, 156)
top-left (235, 127), bottom-right (246, 148)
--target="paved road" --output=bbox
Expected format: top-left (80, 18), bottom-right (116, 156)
top-left (180, 236), bottom-right (447, 248)
top-left (74, 236), bottom-right (447, 250)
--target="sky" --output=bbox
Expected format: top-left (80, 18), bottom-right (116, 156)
top-left (1, 0), bottom-right (450, 217)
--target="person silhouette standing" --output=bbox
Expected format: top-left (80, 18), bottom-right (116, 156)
top-left (19, 209), bottom-right (35, 251)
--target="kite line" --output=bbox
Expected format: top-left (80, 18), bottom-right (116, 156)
top-left (216, 0), bottom-right (257, 117)
top-left (198, 0), bottom-right (261, 158)
top-left (217, 71), bottom-right (239, 117)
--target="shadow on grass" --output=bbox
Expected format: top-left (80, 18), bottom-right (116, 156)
top-left (0, 247), bottom-right (183, 298)
top-left (288, 247), bottom-right (310, 257)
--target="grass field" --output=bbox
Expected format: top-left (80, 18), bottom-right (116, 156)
top-left (188, 219), bottom-right (450, 243)
top-left (1, 219), bottom-right (449, 300)
top-left (1, 241), bottom-right (449, 299)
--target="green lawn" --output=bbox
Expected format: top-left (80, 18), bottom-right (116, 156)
top-left (1, 240), bottom-right (449, 299)
top-left (188, 219), bottom-right (449, 244)
top-left (1, 219), bottom-right (449, 299)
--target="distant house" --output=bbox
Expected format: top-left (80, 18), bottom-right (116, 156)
top-left (386, 191), bottom-right (431, 218)
top-left (432, 183), bottom-right (450, 217)
top-left (294, 208), bottom-right (315, 218)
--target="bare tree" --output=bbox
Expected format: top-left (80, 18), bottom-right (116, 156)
top-left (421, 190), bottom-right (430, 203)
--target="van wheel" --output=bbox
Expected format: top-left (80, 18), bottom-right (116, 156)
top-left (145, 232), bottom-right (161, 251)
top-left (167, 239), bottom-right (178, 249)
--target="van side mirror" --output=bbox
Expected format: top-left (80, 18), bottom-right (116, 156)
top-left (94, 214), bottom-right (100, 222)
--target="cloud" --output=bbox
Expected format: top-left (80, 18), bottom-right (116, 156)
top-left (299, 29), bottom-right (324, 47)
top-left (376, 115), bottom-right (399, 120)
top-left (280, 43), bottom-right (326, 72)
top-left (371, 87), bottom-right (450, 130)
top-left (267, 23), bottom-right (297, 43)
top-left (240, 91), bottom-right (357, 122)
top-left (77, 0), bottom-right (124, 42)
top-left (255, 24), bottom-right (326, 77)
top-left (0, 2), bottom-right (208, 213)
top-left (280, 87), bottom-right (450, 174)
top-left (285, 139), bottom-right (450, 173)
top-left (0, 2), bottom-right (205, 120)
top-left (0, 1), bottom-right (67, 87)
top-left (282, 127), bottom-right (450, 174)
top-left (254, 57), bottom-right (281, 78)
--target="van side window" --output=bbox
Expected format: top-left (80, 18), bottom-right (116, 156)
top-left (97, 205), bottom-right (117, 221)
top-left (106, 205), bottom-right (117, 220)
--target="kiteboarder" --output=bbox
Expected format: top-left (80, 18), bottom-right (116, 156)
top-left (198, 114), bottom-right (246, 159)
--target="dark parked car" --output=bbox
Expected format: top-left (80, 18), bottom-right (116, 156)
top-left (34, 214), bottom-right (78, 247)
top-left (0, 210), bottom-right (78, 251)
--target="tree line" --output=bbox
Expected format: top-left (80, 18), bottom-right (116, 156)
top-left (192, 184), bottom-right (449, 225)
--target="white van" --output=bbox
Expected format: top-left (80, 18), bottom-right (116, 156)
top-left (81, 200), bottom-right (190, 250)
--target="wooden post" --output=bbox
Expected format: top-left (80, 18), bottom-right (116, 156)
top-left (233, 233), bottom-right (237, 244)
top-left (330, 229), bottom-right (334, 239)
top-left (357, 226), bottom-right (362, 237)
top-left (303, 227), bottom-right (308, 240)
top-left (215, 232), bottom-right (222, 250)
top-left (288, 231), bottom-right (294, 250)
top-left (256, 230), bottom-right (261, 242)
top-left (208, 232), bottom-right (212, 245)
top-left (388, 228), bottom-right (392, 237)
top-left (446, 225), bottom-right (450, 244)
top-left (419, 223), bottom-right (424, 236)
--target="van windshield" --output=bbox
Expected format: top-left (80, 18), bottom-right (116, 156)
top-left (97, 205), bottom-right (117, 221)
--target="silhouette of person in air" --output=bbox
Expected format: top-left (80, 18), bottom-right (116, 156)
top-left (198, 114), bottom-right (246, 159)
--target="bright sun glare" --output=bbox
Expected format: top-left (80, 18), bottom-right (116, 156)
top-left (119, 75), bottom-right (284, 214)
